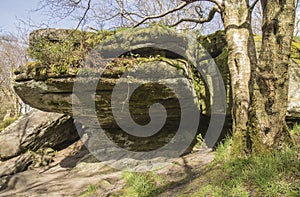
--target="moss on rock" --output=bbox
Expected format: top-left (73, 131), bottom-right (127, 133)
top-left (198, 30), bottom-right (227, 58)
top-left (18, 28), bottom-right (300, 119)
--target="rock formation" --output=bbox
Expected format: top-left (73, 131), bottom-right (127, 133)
top-left (14, 26), bottom-right (203, 153)
top-left (0, 109), bottom-right (79, 177)
top-left (11, 26), bottom-right (300, 156)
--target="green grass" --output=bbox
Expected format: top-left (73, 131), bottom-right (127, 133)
top-left (214, 135), bottom-right (232, 162)
top-left (122, 171), bottom-right (163, 197)
top-left (80, 184), bottom-right (97, 197)
top-left (0, 116), bottom-right (18, 132)
top-left (290, 123), bottom-right (300, 135)
top-left (194, 136), bottom-right (300, 197)
top-left (192, 133), bottom-right (205, 151)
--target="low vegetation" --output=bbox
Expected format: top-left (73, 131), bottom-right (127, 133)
top-left (197, 146), bottom-right (300, 196)
top-left (80, 184), bottom-right (97, 197)
top-left (76, 125), bottom-right (300, 196)
top-left (0, 116), bottom-right (18, 132)
top-left (122, 171), bottom-right (164, 197)
top-left (178, 126), bottom-right (300, 197)
top-left (291, 123), bottom-right (300, 135)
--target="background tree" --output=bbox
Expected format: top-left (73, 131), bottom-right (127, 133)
top-left (0, 34), bottom-right (29, 120)
top-left (36, 0), bottom-right (223, 32)
top-left (252, 1), bottom-right (300, 36)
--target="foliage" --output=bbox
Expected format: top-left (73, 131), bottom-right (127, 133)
top-left (0, 35), bottom-right (26, 117)
top-left (214, 135), bottom-right (233, 162)
top-left (122, 171), bottom-right (163, 197)
top-left (291, 38), bottom-right (300, 65)
top-left (195, 137), bottom-right (300, 197)
top-left (26, 26), bottom-right (177, 77)
top-left (192, 133), bottom-right (204, 151)
top-left (0, 116), bottom-right (19, 132)
top-left (290, 123), bottom-right (300, 135)
top-left (27, 30), bottom-right (115, 76)
top-left (27, 37), bottom-right (83, 68)
top-left (80, 184), bottom-right (97, 197)
top-left (85, 29), bottom-right (123, 47)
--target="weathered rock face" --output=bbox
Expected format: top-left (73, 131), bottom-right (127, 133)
top-left (198, 30), bottom-right (227, 58)
top-left (17, 28), bottom-right (300, 118)
top-left (14, 26), bottom-right (212, 153)
top-left (14, 60), bottom-right (201, 152)
top-left (0, 109), bottom-right (79, 161)
top-left (0, 153), bottom-right (33, 178)
top-left (29, 28), bottom-right (83, 46)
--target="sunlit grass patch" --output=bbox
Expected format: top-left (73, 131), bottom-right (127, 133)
top-left (122, 171), bottom-right (164, 197)
top-left (195, 136), bottom-right (300, 197)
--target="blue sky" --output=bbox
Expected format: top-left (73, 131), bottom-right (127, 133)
top-left (0, 0), bottom-right (77, 34)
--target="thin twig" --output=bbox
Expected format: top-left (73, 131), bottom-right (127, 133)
top-left (116, 0), bottom-right (136, 25)
top-left (74, 0), bottom-right (92, 30)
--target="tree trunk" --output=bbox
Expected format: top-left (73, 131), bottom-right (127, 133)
top-left (248, 0), bottom-right (296, 153)
top-left (221, 0), bottom-right (257, 155)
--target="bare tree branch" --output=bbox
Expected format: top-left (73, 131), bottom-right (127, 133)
top-left (183, 0), bottom-right (223, 9)
top-left (195, 5), bottom-right (203, 18)
top-left (133, 1), bottom-right (190, 27)
top-left (70, 0), bottom-right (81, 5)
top-left (170, 5), bottom-right (219, 27)
top-left (97, 13), bottom-right (121, 24)
top-left (124, 12), bottom-right (144, 19)
top-left (74, 0), bottom-right (92, 30)
top-left (116, 0), bottom-right (136, 25)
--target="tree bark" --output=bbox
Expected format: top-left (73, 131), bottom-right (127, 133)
top-left (221, 0), bottom-right (257, 155)
top-left (248, 0), bottom-right (296, 153)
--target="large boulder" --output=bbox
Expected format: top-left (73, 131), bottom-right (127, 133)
top-left (17, 28), bottom-right (300, 119)
top-left (0, 109), bottom-right (79, 160)
top-left (14, 26), bottom-right (212, 152)
top-left (13, 59), bottom-right (202, 152)
top-left (0, 153), bottom-right (33, 178)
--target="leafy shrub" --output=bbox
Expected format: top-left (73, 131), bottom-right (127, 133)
top-left (28, 37), bottom-right (84, 69)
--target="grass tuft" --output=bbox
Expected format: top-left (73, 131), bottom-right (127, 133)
top-left (122, 171), bottom-right (163, 197)
top-left (290, 123), bottom-right (300, 135)
top-left (0, 116), bottom-right (18, 132)
top-left (80, 184), bottom-right (97, 197)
